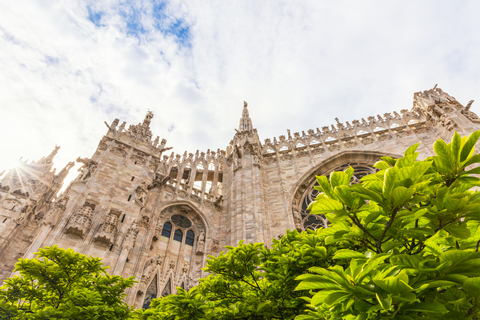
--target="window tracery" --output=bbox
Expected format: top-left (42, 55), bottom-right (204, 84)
top-left (171, 214), bottom-right (192, 228)
top-left (142, 275), bottom-right (157, 309)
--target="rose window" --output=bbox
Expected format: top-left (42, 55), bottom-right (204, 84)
top-left (171, 214), bottom-right (192, 228)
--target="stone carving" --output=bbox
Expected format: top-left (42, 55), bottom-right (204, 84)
top-left (462, 102), bottom-right (480, 121)
top-left (76, 157), bottom-right (97, 181)
top-left (42, 195), bottom-right (70, 226)
top-left (210, 239), bottom-right (221, 254)
top-left (94, 209), bottom-right (122, 246)
top-left (111, 146), bottom-right (128, 158)
top-left (138, 255), bottom-right (163, 295)
top-left (233, 156), bottom-right (240, 171)
top-left (182, 263), bottom-right (189, 274)
top-left (16, 199), bottom-right (36, 224)
top-left (253, 154), bottom-right (261, 166)
top-left (138, 215), bottom-right (150, 228)
top-left (135, 182), bottom-right (148, 207)
top-left (292, 208), bottom-right (303, 231)
top-left (280, 153), bottom-right (293, 161)
top-left (169, 260), bottom-right (176, 270)
top-left (196, 231), bottom-right (205, 254)
top-left (128, 114), bottom-right (153, 141)
top-left (98, 137), bottom-right (109, 151)
top-left (123, 219), bottom-right (139, 254)
top-left (439, 114), bottom-right (456, 131)
top-left (65, 201), bottom-right (95, 238)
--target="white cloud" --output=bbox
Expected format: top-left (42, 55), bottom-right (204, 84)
top-left (1, 0), bottom-right (480, 188)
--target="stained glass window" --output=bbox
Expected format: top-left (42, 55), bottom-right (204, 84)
top-left (186, 230), bottom-right (195, 246)
top-left (173, 229), bottom-right (183, 242)
top-left (171, 214), bottom-right (192, 228)
top-left (161, 222), bottom-right (172, 238)
top-left (142, 275), bottom-right (157, 309)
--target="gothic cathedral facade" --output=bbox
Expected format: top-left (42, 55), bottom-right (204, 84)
top-left (1, 86), bottom-right (479, 308)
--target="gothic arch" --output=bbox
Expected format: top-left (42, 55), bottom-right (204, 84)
top-left (135, 201), bottom-right (209, 306)
top-left (290, 150), bottom-right (401, 231)
top-left (155, 200), bottom-right (210, 231)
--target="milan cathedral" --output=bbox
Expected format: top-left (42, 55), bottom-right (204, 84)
top-left (0, 86), bottom-right (479, 308)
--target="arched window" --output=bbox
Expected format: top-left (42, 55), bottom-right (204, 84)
top-left (186, 230), bottom-right (195, 246)
top-left (173, 229), bottom-right (183, 242)
top-left (161, 222), bottom-right (172, 238)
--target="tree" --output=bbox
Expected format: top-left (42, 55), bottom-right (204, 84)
top-left (133, 230), bottom-right (341, 320)
top-left (295, 131), bottom-right (480, 319)
top-left (0, 245), bottom-right (135, 320)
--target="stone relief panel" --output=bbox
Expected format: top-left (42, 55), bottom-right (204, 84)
top-left (93, 209), bottom-right (122, 246)
top-left (65, 201), bottom-right (96, 238)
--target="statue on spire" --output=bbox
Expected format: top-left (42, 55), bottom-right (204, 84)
top-left (239, 101), bottom-right (253, 132)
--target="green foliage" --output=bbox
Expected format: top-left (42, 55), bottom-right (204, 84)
top-left (133, 231), bottom-right (346, 319)
top-left (0, 245), bottom-right (135, 320)
top-left (296, 131), bottom-right (480, 319)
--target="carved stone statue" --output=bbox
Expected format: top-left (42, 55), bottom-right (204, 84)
top-left (196, 232), bottom-right (205, 254)
top-left (439, 114), bottom-right (456, 131)
top-left (122, 220), bottom-right (139, 254)
top-left (233, 156), bottom-right (240, 170)
top-left (17, 199), bottom-right (37, 224)
top-left (135, 182), bottom-right (148, 206)
top-left (253, 154), bottom-right (260, 166)
top-left (462, 101), bottom-right (479, 121)
top-left (76, 157), bottom-right (97, 181)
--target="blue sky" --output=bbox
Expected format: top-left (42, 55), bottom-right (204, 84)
top-left (1, 0), bottom-right (480, 185)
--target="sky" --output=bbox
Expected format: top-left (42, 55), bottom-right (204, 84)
top-left (1, 0), bottom-right (480, 188)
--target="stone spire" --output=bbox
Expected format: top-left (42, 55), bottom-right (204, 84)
top-left (38, 146), bottom-right (60, 164)
top-left (238, 101), bottom-right (253, 132)
top-left (143, 111), bottom-right (154, 128)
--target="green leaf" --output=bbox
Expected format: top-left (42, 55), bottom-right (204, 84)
top-left (309, 198), bottom-right (344, 214)
top-left (463, 277), bottom-right (480, 298)
top-left (383, 167), bottom-right (398, 199)
top-left (463, 153), bottom-right (480, 168)
top-left (334, 186), bottom-right (353, 207)
top-left (405, 142), bottom-right (421, 156)
top-left (316, 175), bottom-right (336, 199)
top-left (353, 186), bottom-right (384, 204)
top-left (376, 293), bottom-right (391, 310)
top-left (374, 161), bottom-right (391, 170)
top-left (330, 171), bottom-right (350, 188)
top-left (324, 291), bottom-right (350, 305)
top-left (402, 302), bottom-right (448, 314)
top-left (295, 276), bottom-right (338, 291)
top-left (434, 139), bottom-right (456, 171)
top-left (444, 224), bottom-right (471, 239)
top-left (464, 166), bottom-right (480, 175)
top-left (333, 250), bottom-right (366, 260)
top-left (311, 290), bottom-right (337, 306)
top-left (460, 130), bottom-right (480, 162)
top-left (450, 132), bottom-right (462, 165)
top-left (392, 186), bottom-right (415, 208)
